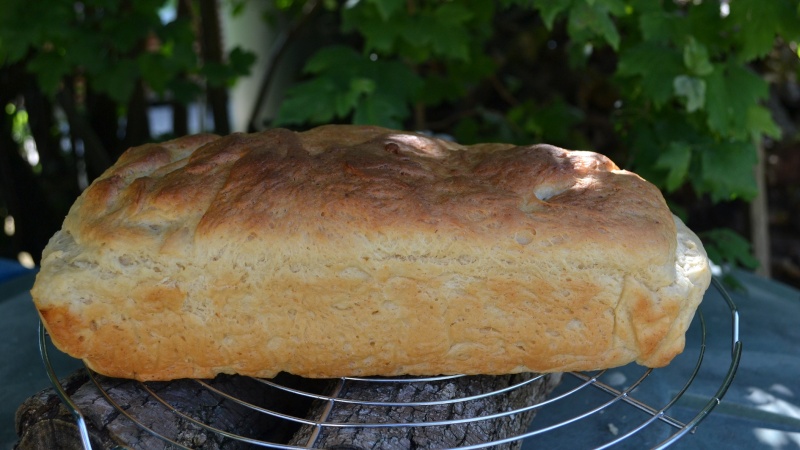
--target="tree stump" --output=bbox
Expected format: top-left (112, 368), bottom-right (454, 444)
top-left (14, 370), bottom-right (561, 449)
top-left (289, 373), bottom-right (562, 450)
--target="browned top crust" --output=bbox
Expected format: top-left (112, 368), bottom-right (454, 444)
top-left (32, 125), bottom-right (711, 380)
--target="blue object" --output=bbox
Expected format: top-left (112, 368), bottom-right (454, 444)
top-left (0, 257), bottom-right (34, 283)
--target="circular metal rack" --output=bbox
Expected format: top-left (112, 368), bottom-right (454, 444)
top-left (40, 277), bottom-right (741, 449)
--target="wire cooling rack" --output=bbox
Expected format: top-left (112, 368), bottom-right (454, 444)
top-left (39, 277), bottom-right (741, 449)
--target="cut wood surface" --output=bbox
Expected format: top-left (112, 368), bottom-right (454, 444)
top-left (14, 370), bottom-right (561, 449)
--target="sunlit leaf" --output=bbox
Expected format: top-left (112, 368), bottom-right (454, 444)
top-left (673, 75), bottom-right (706, 112)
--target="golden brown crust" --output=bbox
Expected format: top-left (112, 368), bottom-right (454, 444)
top-left (32, 125), bottom-right (711, 381)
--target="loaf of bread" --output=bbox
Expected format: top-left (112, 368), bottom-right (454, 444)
top-left (31, 125), bottom-right (711, 381)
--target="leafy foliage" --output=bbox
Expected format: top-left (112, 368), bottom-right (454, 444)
top-left (275, 46), bottom-right (421, 128)
top-left (272, 0), bottom-right (800, 270)
top-left (0, 0), bottom-right (255, 106)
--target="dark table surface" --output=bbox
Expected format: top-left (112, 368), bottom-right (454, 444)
top-left (1, 259), bottom-right (799, 449)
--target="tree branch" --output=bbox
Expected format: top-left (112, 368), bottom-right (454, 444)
top-left (246, 1), bottom-right (321, 132)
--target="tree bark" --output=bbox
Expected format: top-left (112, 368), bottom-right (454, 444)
top-left (288, 373), bottom-right (561, 450)
top-left (55, 87), bottom-right (112, 179)
top-left (14, 370), bottom-right (326, 449)
top-left (15, 370), bottom-right (560, 449)
top-left (198, 0), bottom-right (230, 135)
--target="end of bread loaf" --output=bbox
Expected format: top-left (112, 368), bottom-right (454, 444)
top-left (32, 125), bottom-right (712, 380)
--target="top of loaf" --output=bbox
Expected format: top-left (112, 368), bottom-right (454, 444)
top-left (59, 125), bottom-right (677, 290)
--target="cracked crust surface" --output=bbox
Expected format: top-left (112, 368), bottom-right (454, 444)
top-left (31, 125), bottom-right (711, 381)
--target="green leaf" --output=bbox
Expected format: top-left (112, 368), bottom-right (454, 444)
top-left (638, 10), bottom-right (678, 43)
top-left (138, 53), bottom-right (174, 93)
top-left (92, 59), bottom-right (138, 104)
top-left (158, 19), bottom-right (199, 68)
top-left (304, 46), bottom-right (360, 74)
top-left (507, 98), bottom-right (584, 146)
top-left (275, 77), bottom-right (339, 125)
top-left (746, 105), bottom-right (782, 140)
top-left (532, 0), bottom-right (573, 29)
top-left (593, 0), bottom-right (627, 16)
top-left (228, 47), bottom-right (257, 77)
top-left (336, 78), bottom-right (375, 117)
top-left (682, 37), bottom-right (713, 76)
top-left (617, 42), bottom-right (683, 107)
top-left (655, 141), bottom-right (692, 192)
top-left (568, 1), bottom-right (621, 50)
top-left (429, 3), bottom-right (474, 60)
top-left (728, 0), bottom-right (782, 62)
top-left (353, 94), bottom-right (407, 128)
top-left (705, 63), bottom-right (769, 139)
top-left (26, 51), bottom-right (71, 97)
top-left (275, 45), bottom-right (421, 127)
top-left (368, 0), bottom-right (405, 21)
top-left (673, 75), bottom-right (706, 113)
top-left (697, 140), bottom-right (758, 202)
top-left (701, 228), bottom-right (760, 270)
top-left (167, 78), bottom-right (202, 104)
top-left (347, 11), bottom-right (406, 54)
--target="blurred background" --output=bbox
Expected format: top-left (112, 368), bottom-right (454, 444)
top-left (1, 0), bottom-right (799, 288)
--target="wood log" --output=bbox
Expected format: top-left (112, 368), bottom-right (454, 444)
top-left (288, 373), bottom-right (562, 450)
top-left (14, 370), bottom-right (561, 449)
top-left (13, 369), bottom-right (326, 449)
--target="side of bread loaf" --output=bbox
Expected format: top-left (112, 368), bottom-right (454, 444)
top-left (31, 125), bottom-right (711, 381)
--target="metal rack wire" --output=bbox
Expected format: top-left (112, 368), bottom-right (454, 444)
top-left (40, 277), bottom-right (741, 449)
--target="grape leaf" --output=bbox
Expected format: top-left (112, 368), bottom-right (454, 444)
top-left (275, 78), bottom-right (339, 125)
top-left (617, 42), bottom-right (683, 107)
top-left (303, 46), bottom-right (360, 74)
top-left (568, 1), bottom-right (621, 50)
top-left (697, 140), bottom-right (758, 202)
top-left (705, 63), bottom-right (769, 139)
top-left (275, 45), bottom-right (421, 127)
top-left (336, 78), bottom-right (375, 117)
top-left (728, 0), bottom-right (783, 62)
top-left (655, 141), bottom-right (692, 192)
top-left (746, 105), bottom-right (782, 140)
top-left (683, 37), bottom-right (713, 76)
top-left (638, 9), bottom-right (678, 43)
top-left (354, 94), bottom-right (408, 128)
